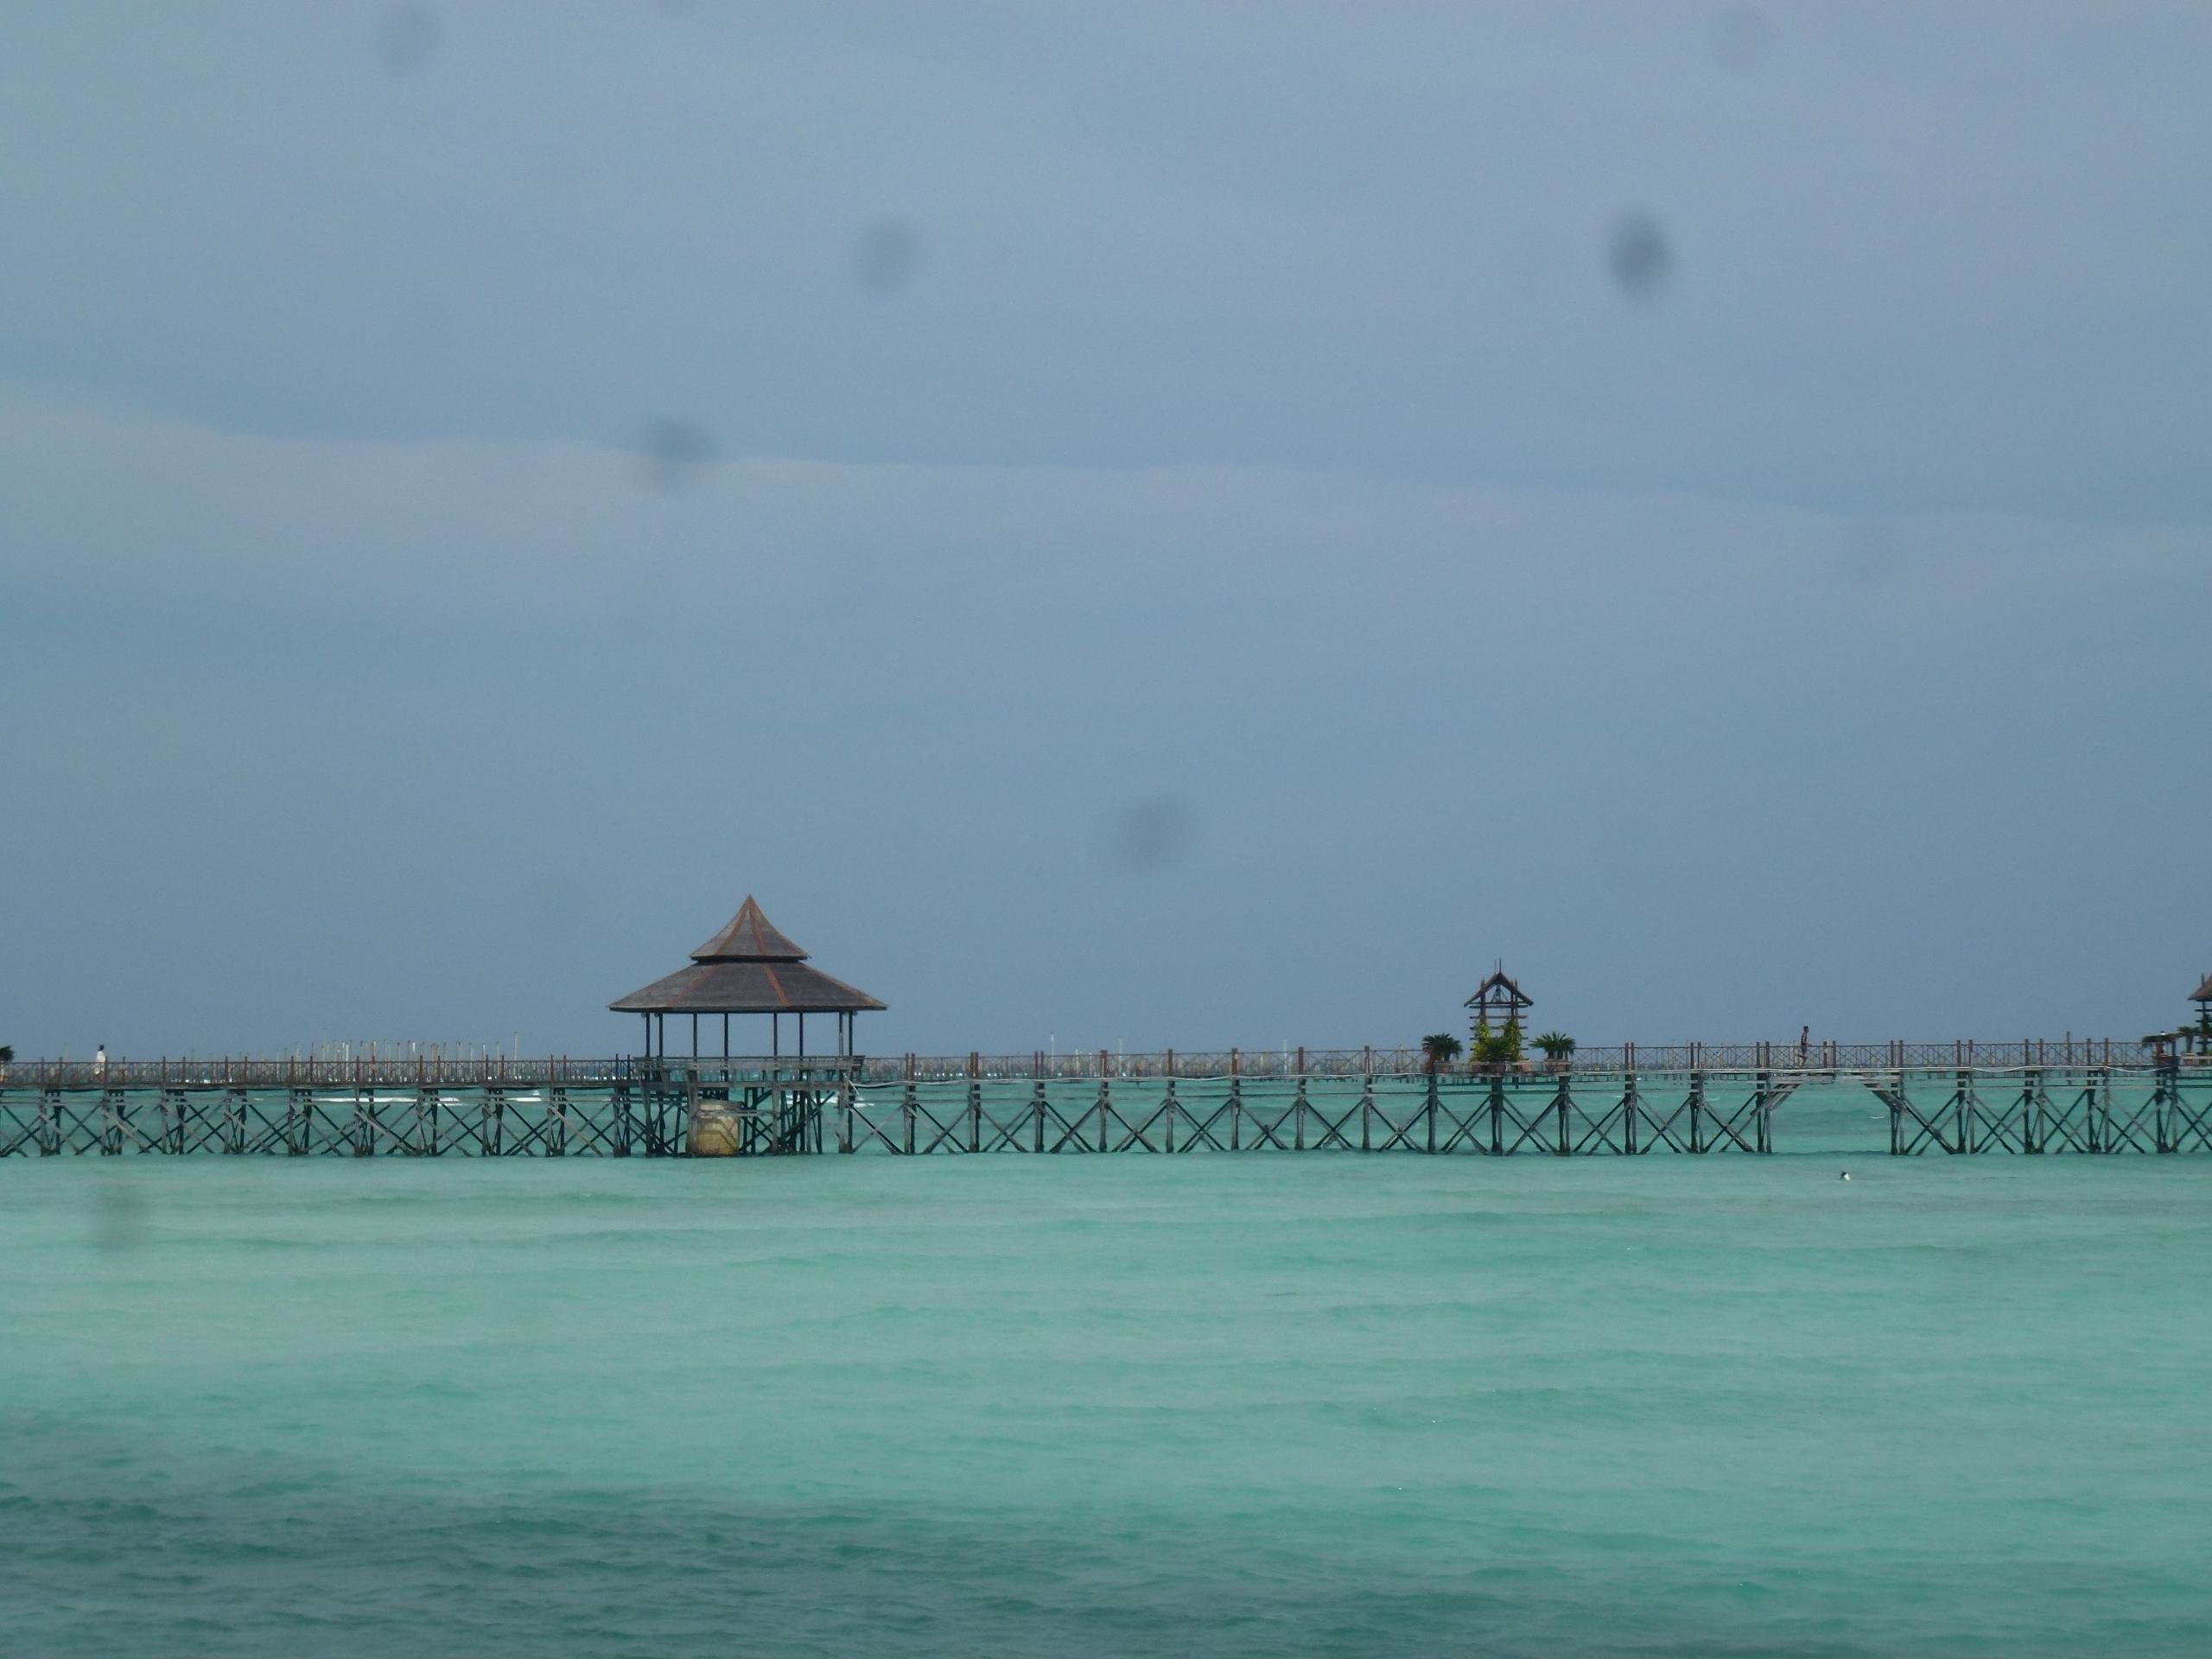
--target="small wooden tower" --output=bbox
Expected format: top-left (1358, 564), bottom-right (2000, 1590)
top-left (1465, 964), bottom-right (1533, 1041)
top-left (2192, 973), bottom-right (2212, 1056)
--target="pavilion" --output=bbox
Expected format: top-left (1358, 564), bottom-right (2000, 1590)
top-left (611, 897), bottom-right (886, 1060)
top-left (1465, 965), bottom-right (1533, 1036)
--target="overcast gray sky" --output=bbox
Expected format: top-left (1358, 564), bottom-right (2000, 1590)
top-left (3, 2), bottom-right (2208, 1057)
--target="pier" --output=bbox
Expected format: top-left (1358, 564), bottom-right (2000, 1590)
top-left (2, 1047), bottom-right (2204, 1158)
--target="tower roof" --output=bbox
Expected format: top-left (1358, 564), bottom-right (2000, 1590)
top-left (691, 896), bottom-right (806, 962)
top-left (2194, 973), bottom-right (2212, 1004)
top-left (610, 897), bottom-right (885, 1014)
top-left (1465, 967), bottom-right (1533, 1011)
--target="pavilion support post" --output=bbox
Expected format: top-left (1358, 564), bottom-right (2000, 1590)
top-left (1688, 1071), bottom-right (1707, 1154)
top-left (1623, 1071), bottom-right (1640, 1155)
top-left (1294, 1076), bottom-right (1308, 1151)
top-left (902, 1079), bottom-right (917, 1154)
top-left (1489, 1073), bottom-right (1505, 1156)
top-left (1426, 1070), bottom-right (1439, 1154)
top-left (1230, 1076), bottom-right (1243, 1150)
top-left (1032, 1077), bottom-right (1047, 1153)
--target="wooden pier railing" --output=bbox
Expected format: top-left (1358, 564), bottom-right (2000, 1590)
top-left (0, 1039), bottom-right (2178, 1093)
top-left (3, 1052), bottom-right (2205, 1159)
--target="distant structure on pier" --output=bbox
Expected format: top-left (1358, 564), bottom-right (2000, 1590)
top-left (1465, 964), bottom-right (1533, 1036)
top-left (610, 896), bottom-right (885, 1059)
top-left (2191, 973), bottom-right (2212, 1056)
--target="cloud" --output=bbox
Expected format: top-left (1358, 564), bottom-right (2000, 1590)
top-left (1, 389), bottom-right (2204, 639)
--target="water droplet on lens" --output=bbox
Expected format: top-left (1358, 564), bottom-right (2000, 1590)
top-left (376, 5), bottom-right (440, 75)
top-left (851, 219), bottom-right (923, 296)
top-left (1606, 210), bottom-right (1674, 302)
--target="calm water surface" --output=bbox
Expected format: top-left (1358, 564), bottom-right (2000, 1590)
top-left (3, 1088), bottom-right (2209, 1656)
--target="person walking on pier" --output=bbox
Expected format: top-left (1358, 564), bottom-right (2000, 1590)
top-left (93, 1044), bottom-right (106, 1078)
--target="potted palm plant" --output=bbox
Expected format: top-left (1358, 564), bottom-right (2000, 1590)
top-left (1421, 1033), bottom-right (1464, 1074)
top-left (1533, 1032), bottom-right (1576, 1073)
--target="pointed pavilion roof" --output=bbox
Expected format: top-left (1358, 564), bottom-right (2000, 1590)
top-left (610, 898), bottom-right (886, 1014)
top-left (1464, 966), bottom-right (1533, 1012)
top-left (2194, 973), bottom-right (2212, 1004)
top-left (692, 896), bottom-right (806, 962)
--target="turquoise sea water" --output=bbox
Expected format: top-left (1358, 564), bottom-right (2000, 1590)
top-left (4, 1086), bottom-right (2210, 1656)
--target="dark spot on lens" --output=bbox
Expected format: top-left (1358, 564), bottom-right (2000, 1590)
top-left (636, 419), bottom-right (716, 492)
top-left (1836, 524), bottom-right (1905, 591)
top-left (851, 219), bottom-right (923, 296)
top-left (375, 5), bottom-right (440, 75)
top-left (1606, 210), bottom-right (1674, 302)
top-left (1107, 797), bottom-right (1194, 875)
top-left (1710, 4), bottom-right (1770, 74)
top-left (93, 1179), bottom-right (149, 1255)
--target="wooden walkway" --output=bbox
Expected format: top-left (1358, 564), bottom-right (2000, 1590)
top-left (2, 1052), bottom-right (2204, 1158)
